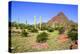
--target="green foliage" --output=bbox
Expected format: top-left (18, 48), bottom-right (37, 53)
top-left (37, 23), bottom-right (48, 30)
top-left (11, 22), bottom-right (19, 29)
top-left (22, 30), bottom-right (28, 37)
top-left (19, 24), bottom-right (27, 29)
top-left (53, 24), bottom-right (65, 34)
top-left (26, 25), bottom-right (34, 30)
top-left (30, 28), bottom-right (38, 32)
top-left (54, 23), bottom-right (60, 30)
top-left (36, 32), bottom-right (48, 43)
top-left (11, 22), bottom-right (17, 27)
top-left (47, 27), bottom-right (54, 32)
top-left (67, 24), bottom-right (78, 41)
top-left (16, 24), bottom-right (19, 29)
top-left (58, 26), bottom-right (65, 34)
top-left (54, 25), bottom-right (60, 30)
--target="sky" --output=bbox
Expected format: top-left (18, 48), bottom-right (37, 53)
top-left (9, 1), bottom-right (78, 24)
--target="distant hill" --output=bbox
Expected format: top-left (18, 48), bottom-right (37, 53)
top-left (47, 12), bottom-right (77, 28)
top-left (48, 12), bottom-right (69, 26)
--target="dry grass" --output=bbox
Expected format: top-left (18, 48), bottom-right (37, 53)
top-left (10, 30), bottom-right (72, 53)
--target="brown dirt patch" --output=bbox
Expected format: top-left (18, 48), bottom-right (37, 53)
top-left (32, 42), bottom-right (48, 49)
top-left (57, 34), bottom-right (68, 43)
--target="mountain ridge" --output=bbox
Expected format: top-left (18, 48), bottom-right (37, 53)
top-left (48, 12), bottom-right (70, 26)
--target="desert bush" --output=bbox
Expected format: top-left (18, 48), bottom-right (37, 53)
top-left (54, 27), bottom-right (58, 30)
top-left (19, 23), bottom-right (28, 29)
top-left (54, 25), bottom-right (64, 34)
top-left (11, 22), bottom-right (19, 29)
top-left (24, 25), bottom-right (38, 32)
top-left (47, 27), bottom-right (54, 32)
top-left (21, 29), bottom-right (28, 37)
top-left (15, 24), bottom-right (19, 29)
top-left (11, 22), bottom-right (17, 27)
top-left (19, 24), bottom-right (25, 29)
top-left (26, 25), bottom-right (34, 30)
top-left (67, 26), bottom-right (78, 41)
top-left (58, 26), bottom-right (65, 34)
top-left (41, 25), bottom-right (48, 30)
top-left (37, 23), bottom-right (48, 30)
top-left (36, 32), bottom-right (48, 43)
top-left (30, 28), bottom-right (38, 32)
top-left (40, 26), bottom-right (47, 30)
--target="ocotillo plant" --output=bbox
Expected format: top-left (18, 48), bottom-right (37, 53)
top-left (40, 16), bottom-right (42, 30)
top-left (34, 16), bottom-right (36, 29)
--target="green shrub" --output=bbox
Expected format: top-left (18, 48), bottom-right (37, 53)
top-left (54, 26), bottom-right (59, 30)
top-left (24, 25), bottom-right (38, 32)
top-left (19, 24), bottom-right (28, 29)
top-left (30, 28), bottom-right (38, 32)
top-left (22, 30), bottom-right (28, 37)
top-left (27, 25), bottom-right (34, 30)
top-left (37, 23), bottom-right (48, 30)
top-left (41, 26), bottom-right (48, 30)
top-left (12, 23), bottom-right (19, 29)
top-left (19, 24), bottom-right (25, 29)
top-left (47, 27), bottom-right (54, 32)
top-left (67, 27), bottom-right (78, 41)
top-left (58, 27), bottom-right (65, 34)
top-left (11, 22), bottom-right (19, 29)
top-left (36, 32), bottom-right (48, 43)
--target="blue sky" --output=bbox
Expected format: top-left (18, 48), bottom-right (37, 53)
top-left (9, 1), bottom-right (78, 24)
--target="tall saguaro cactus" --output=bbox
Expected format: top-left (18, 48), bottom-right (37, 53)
top-left (34, 16), bottom-right (36, 29)
top-left (40, 16), bottom-right (42, 30)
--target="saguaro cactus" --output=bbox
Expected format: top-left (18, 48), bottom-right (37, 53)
top-left (34, 16), bottom-right (36, 29)
top-left (40, 16), bottom-right (42, 30)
